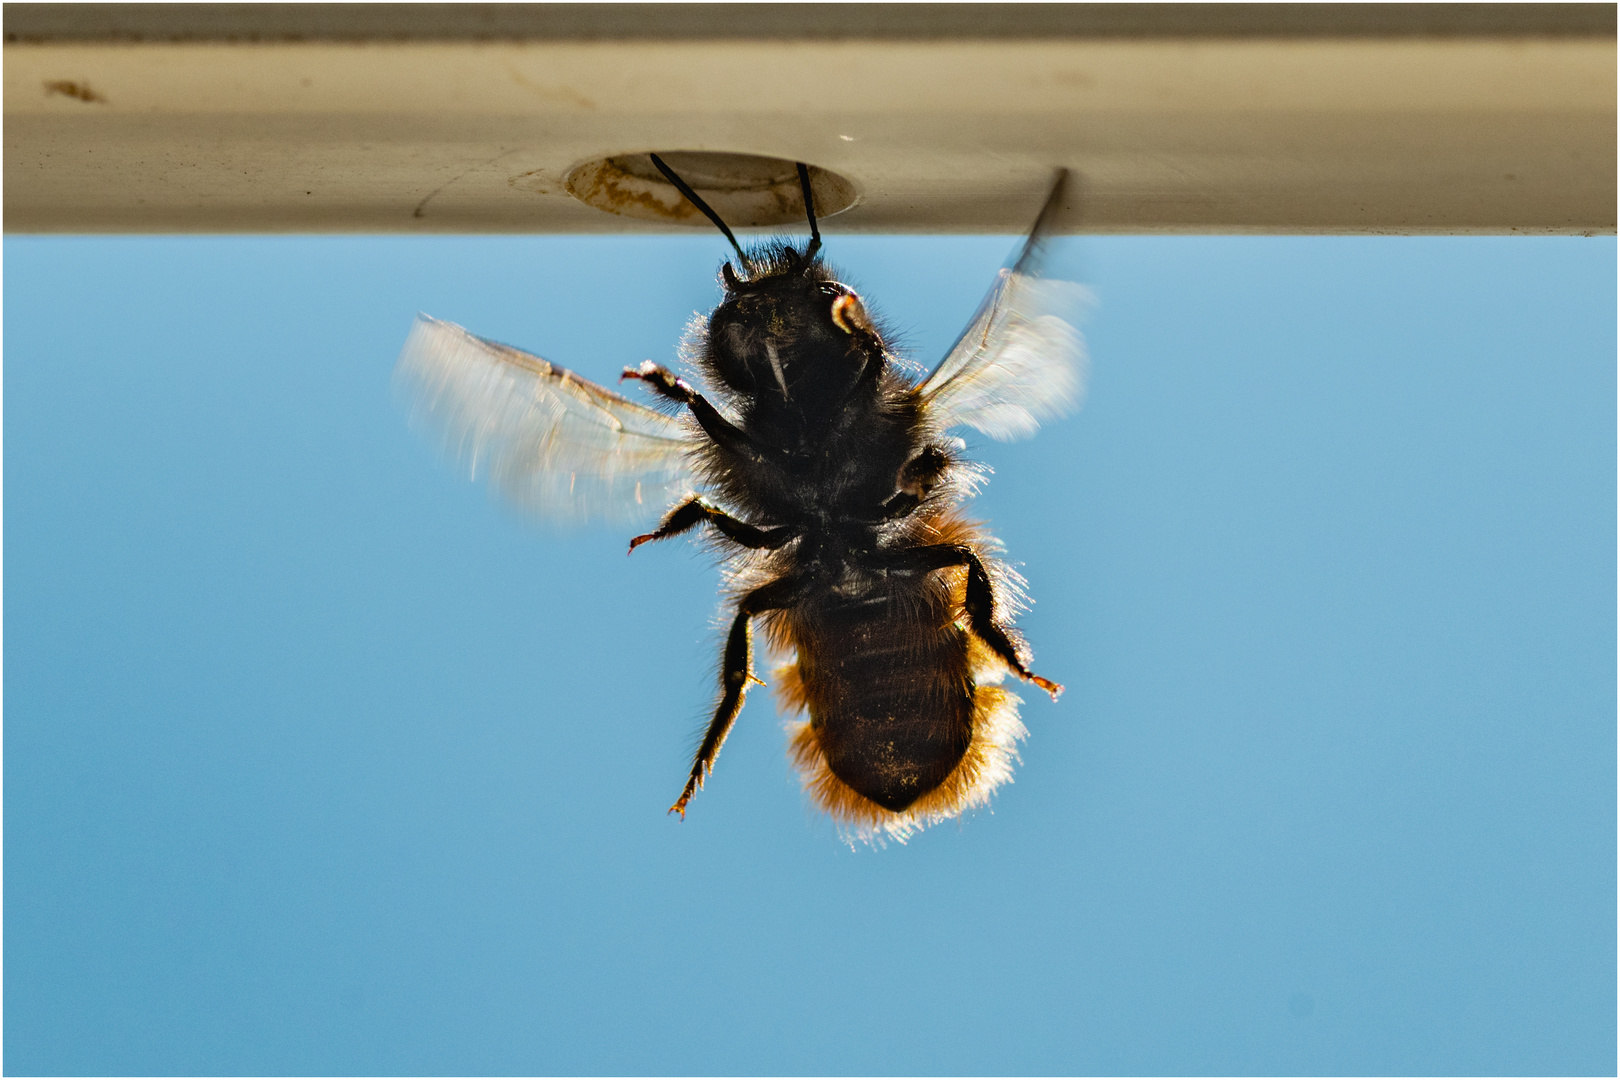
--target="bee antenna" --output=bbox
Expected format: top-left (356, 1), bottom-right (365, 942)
top-left (796, 162), bottom-right (822, 260)
top-left (649, 153), bottom-right (754, 273)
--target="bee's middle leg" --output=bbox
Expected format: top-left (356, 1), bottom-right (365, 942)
top-left (669, 575), bottom-right (802, 819)
top-left (882, 445), bottom-right (953, 520)
top-left (629, 497), bottom-right (797, 553)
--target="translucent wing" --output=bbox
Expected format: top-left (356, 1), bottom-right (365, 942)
top-left (395, 315), bottom-right (698, 525)
top-left (918, 170), bottom-right (1090, 441)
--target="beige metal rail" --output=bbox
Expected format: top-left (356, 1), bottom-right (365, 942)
top-left (5, 3), bottom-right (1614, 234)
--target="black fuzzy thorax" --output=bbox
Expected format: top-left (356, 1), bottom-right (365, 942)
top-left (694, 247), bottom-right (941, 561)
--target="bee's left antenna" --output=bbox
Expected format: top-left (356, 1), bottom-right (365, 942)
top-left (649, 153), bottom-right (754, 273)
top-left (796, 162), bottom-right (821, 260)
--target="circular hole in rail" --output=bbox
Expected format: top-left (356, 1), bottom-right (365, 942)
top-left (565, 151), bottom-right (858, 229)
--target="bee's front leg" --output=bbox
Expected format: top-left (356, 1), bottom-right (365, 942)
top-left (629, 497), bottom-right (798, 553)
top-left (622, 361), bottom-right (763, 464)
top-left (670, 574), bottom-right (803, 819)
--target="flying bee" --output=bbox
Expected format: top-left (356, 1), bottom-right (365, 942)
top-left (397, 157), bottom-right (1087, 842)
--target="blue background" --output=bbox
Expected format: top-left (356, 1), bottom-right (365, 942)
top-left (6, 233), bottom-right (1615, 1075)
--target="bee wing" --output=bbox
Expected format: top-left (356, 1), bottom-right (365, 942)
top-left (395, 315), bottom-right (699, 525)
top-left (918, 170), bottom-right (1090, 442)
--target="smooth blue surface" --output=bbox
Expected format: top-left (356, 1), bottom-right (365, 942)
top-left (5, 234), bottom-right (1615, 1076)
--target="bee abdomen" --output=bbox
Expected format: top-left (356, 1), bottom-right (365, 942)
top-left (790, 580), bottom-right (976, 813)
top-left (818, 692), bottom-right (973, 812)
top-left (784, 676), bottom-right (1027, 843)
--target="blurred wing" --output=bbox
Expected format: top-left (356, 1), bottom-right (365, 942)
top-left (918, 170), bottom-right (1090, 441)
top-left (395, 315), bottom-right (698, 525)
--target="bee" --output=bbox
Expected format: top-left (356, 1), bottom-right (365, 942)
top-left (397, 157), bottom-right (1086, 841)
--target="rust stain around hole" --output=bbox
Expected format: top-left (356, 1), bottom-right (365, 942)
top-left (575, 167), bottom-right (698, 223)
top-left (44, 80), bottom-right (107, 103)
top-left (566, 154), bottom-right (859, 228)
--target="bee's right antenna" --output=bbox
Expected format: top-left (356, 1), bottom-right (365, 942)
top-left (649, 153), bottom-right (754, 273)
top-left (796, 162), bottom-right (821, 260)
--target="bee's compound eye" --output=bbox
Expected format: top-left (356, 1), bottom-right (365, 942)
top-left (830, 292), bottom-right (872, 335)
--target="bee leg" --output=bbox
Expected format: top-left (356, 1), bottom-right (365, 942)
top-left (622, 361), bottom-right (763, 464)
top-left (958, 550), bottom-right (1063, 699)
top-left (670, 575), bottom-right (803, 819)
top-left (629, 497), bottom-right (797, 553)
top-left (882, 544), bottom-right (1064, 700)
top-left (881, 445), bottom-right (953, 520)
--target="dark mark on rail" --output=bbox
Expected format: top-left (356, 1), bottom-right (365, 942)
top-left (44, 79), bottom-right (107, 103)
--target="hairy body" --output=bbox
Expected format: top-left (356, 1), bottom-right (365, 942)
top-left (625, 246), bottom-right (1059, 834)
top-left (396, 163), bottom-right (1082, 841)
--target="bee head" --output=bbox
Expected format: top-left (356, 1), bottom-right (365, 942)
top-left (705, 246), bottom-right (881, 404)
top-left (649, 153), bottom-right (875, 407)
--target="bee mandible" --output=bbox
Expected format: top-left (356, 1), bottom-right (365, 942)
top-left (397, 157), bottom-right (1086, 841)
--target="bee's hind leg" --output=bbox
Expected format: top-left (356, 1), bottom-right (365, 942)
top-left (960, 550), bottom-right (1064, 699)
top-left (629, 497), bottom-right (797, 553)
top-left (670, 574), bottom-right (803, 819)
top-left (880, 544), bottom-right (1064, 700)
